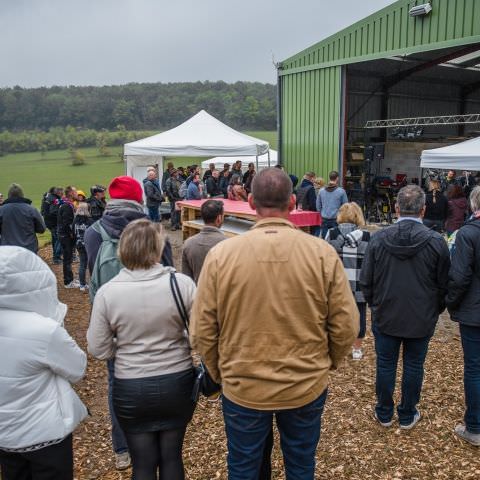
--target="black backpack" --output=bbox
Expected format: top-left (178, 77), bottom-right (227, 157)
top-left (296, 184), bottom-right (314, 210)
top-left (40, 192), bottom-right (50, 218)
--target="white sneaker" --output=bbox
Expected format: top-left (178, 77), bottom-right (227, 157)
top-left (400, 411), bottom-right (421, 430)
top-left (79, 284), bottom-right (89, 292)
top-left (64, 281), bottom-right (78, 289)
top-left (374, 411), bottom-right (393, 428)
top-left (352, 348), bottom-right (363, 360)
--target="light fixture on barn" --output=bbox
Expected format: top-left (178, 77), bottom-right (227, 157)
top-left (409, 3), bottom-right (432, 17)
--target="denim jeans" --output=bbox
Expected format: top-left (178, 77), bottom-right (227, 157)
top-left (320, 218), bottom-right (338, 239)
top-left (373, 323), bottom-right (431, 425)
top-left (107, 359), bottom-right (129, 454)
top-left (77, 246), bottom-right (88, 286)
top-left (459, 324), bottom-right (480, 434)
top-left (170, 201), bottom-right (181, 228)
top-left (59, 236), bottom-right (74, 285)
top-left (357, 302), bottom-right (367, 339)
top-left (222, 390), bottom-right (327, 480)
top-left (148, 206), bottom-right (160, 222)
top-left (49, 228), bottom-right (62, 261)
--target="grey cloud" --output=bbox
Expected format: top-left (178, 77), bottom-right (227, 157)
top-left (0, 0), bottom-right (394, 87)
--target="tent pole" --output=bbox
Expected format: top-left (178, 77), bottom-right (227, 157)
top-left (268, 149), bottom-right (271, 168)
top-left (256, 155), bottom-right (259, 171)
top-left (123, 145), bottom-right (127, 175)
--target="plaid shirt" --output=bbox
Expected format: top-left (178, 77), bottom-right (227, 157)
top-left (326, 223), bottom-right (371, 303)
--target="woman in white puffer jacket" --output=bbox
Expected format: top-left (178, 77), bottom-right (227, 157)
top-left (0, 246), bottom-right (88, 480)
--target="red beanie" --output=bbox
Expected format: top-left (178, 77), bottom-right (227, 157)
top-left (108, 176), bottom-right (143, 203)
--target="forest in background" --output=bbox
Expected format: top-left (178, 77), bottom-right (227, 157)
top-left (0, 81), bottom-right (276, 133)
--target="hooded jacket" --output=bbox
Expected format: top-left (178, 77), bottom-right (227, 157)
top-left (326, 223), bottom-right (370, 303)
top-left (316, 184), bottom-right (348, 219)
top-left (84, 199), bottom-right (173, 275)
top-left (446, 216), bottom-right (480, 326)
top-left (0, 197), bottom-right (46, 252)
top-left (360, 219), bottom-right (450, 338)
top-left (0, 247), bottom-right (87, 449)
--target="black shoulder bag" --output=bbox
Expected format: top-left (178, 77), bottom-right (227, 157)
top-left (169, 272), bottom-right (221, 402)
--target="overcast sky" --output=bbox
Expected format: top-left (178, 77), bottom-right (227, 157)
top-left (0, 0), bottom-right (394, 88)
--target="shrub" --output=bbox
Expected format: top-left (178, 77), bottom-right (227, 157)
top-left (71, 149), bottom-right (86, 166)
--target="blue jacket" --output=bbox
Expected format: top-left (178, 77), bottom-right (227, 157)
top-left (316, 185), bottom-right (348, 219)
top-left (186, 182), bottom-right (202, 200)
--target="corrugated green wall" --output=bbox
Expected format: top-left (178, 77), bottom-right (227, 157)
top-left (279, 0), bottom-right (480, 179)
top-left (281, 66), bottom-right (342, 179)
top-left (282, 0), bottom-right (480, 73)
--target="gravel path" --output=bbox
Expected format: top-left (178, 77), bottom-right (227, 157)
top-left (39, 228), bottom-right (477, 480)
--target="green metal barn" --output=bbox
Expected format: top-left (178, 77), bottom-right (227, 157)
top-left (278, 0), bottom-right (480, 189)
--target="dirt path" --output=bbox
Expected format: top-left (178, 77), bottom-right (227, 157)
top-left (41, 229), bottom-right (478, 480)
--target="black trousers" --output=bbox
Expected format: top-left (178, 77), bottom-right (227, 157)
top-left (0, 435), bottom-right (73, 480)
top-left (59, 236), bottom-right (74, 285)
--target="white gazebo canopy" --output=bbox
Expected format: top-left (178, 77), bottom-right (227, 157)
top-left (124, 110), bottom-right (270, 186)
top-left (202, 150), bottom-right (278, 171)
top-left (421, 136), bottom-right (480, 171)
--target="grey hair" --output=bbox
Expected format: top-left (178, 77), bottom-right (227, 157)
top-left (470, 186), bottom-right (480, 212)
top-left (8, 183), bottom-right (24, 199)
top-left (397, 185), bottom-right (425, 216)
top-left (75, 202), bottom-right (91, 217)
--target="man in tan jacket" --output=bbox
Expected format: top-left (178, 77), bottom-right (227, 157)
top-left (190, 168), bottom-right (358, 480)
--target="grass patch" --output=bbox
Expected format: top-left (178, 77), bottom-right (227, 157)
top-left (0, 131), bottom-right (277, 210)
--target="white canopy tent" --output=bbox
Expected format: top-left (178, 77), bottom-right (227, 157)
top-left (124, 110), bottom-right (270, 186)
top-left (421, 136), bottom-right (480, 171)
top-left (201, 150), bottom-right (278, 171)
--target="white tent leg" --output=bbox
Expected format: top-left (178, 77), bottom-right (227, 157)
top-left (267, 149), bottom-right (271, 167)
top-left (256, 155), bottom-right (259, 171)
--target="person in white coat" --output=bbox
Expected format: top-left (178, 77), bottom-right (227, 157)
top-left (0, 246), bottom-right (88, 480)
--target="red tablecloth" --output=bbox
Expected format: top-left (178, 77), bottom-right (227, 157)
top-left (177, 199), bottom-right (321, 227)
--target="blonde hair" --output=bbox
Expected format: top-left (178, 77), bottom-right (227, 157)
top-left (75, 202), bottom-right (91, 216)
top-left (118, 219), bottom-right (165, 270)
top-left (314, 177), bottom-right (325, 189)
top-left (337, 202), bottom-right (366, 227)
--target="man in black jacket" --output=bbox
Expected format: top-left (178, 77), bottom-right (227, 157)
top-left (446, 186), bottom-right (480, 446)
top-left (87, 185), bottom-right (106, 222)
top-left (57, 186), bottom-right (78, 287)
top-left (0, 183), bottom-right (45, 253)
top-left (360, 185), bottom-right (450, 430)
top-left (42, 186), bottom-right (64, 263)
top-left (143, 170), bottom-right (163, 222)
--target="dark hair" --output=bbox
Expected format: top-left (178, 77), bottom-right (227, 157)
top-left (448, 185), bottom-right (465, 200)
top-left (65, 186), bottom-right (76, 198)
top-left (329, 171), bottom-right (339, 181)
top-left (201, 200), bottom-right (224, 224)
top-left (230, 174), bottom-right (242, 186)
top-left (8, 183), bottom-right (23, 199)
top-left (251, 168), bottom-right (292, 210)
top-left (397, 185), bottom-right (425, 216)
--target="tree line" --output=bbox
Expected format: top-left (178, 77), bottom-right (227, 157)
top-left (0, 126), bottom-right (152, 155)
top-left (0, 81), bottom-right (277, 133)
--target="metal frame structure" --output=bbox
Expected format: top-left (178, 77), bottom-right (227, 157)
top-left (365, 113), bottom-right (480, 129)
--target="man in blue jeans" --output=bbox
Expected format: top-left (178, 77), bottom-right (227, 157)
top-left (316, 170), bottom-right (348, 238)
top-left (446, 186), bottom-right (480, 446)
top-left (191, 168), bottom-right (358, 480)
top-left (360, 185), bottom-right (450, 429)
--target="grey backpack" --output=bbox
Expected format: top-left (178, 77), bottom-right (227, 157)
top-left (89, 221), bottom-right (123, 302)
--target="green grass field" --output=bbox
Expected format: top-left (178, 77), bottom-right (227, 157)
top-left (0, 131), bottom-right (277, 247)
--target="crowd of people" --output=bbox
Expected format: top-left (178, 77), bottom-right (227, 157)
top-left (0, 167), bottom-right (480, 480)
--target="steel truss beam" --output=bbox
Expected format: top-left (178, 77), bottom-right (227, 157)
top-left (365, 113), bottom-right (480, 129)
